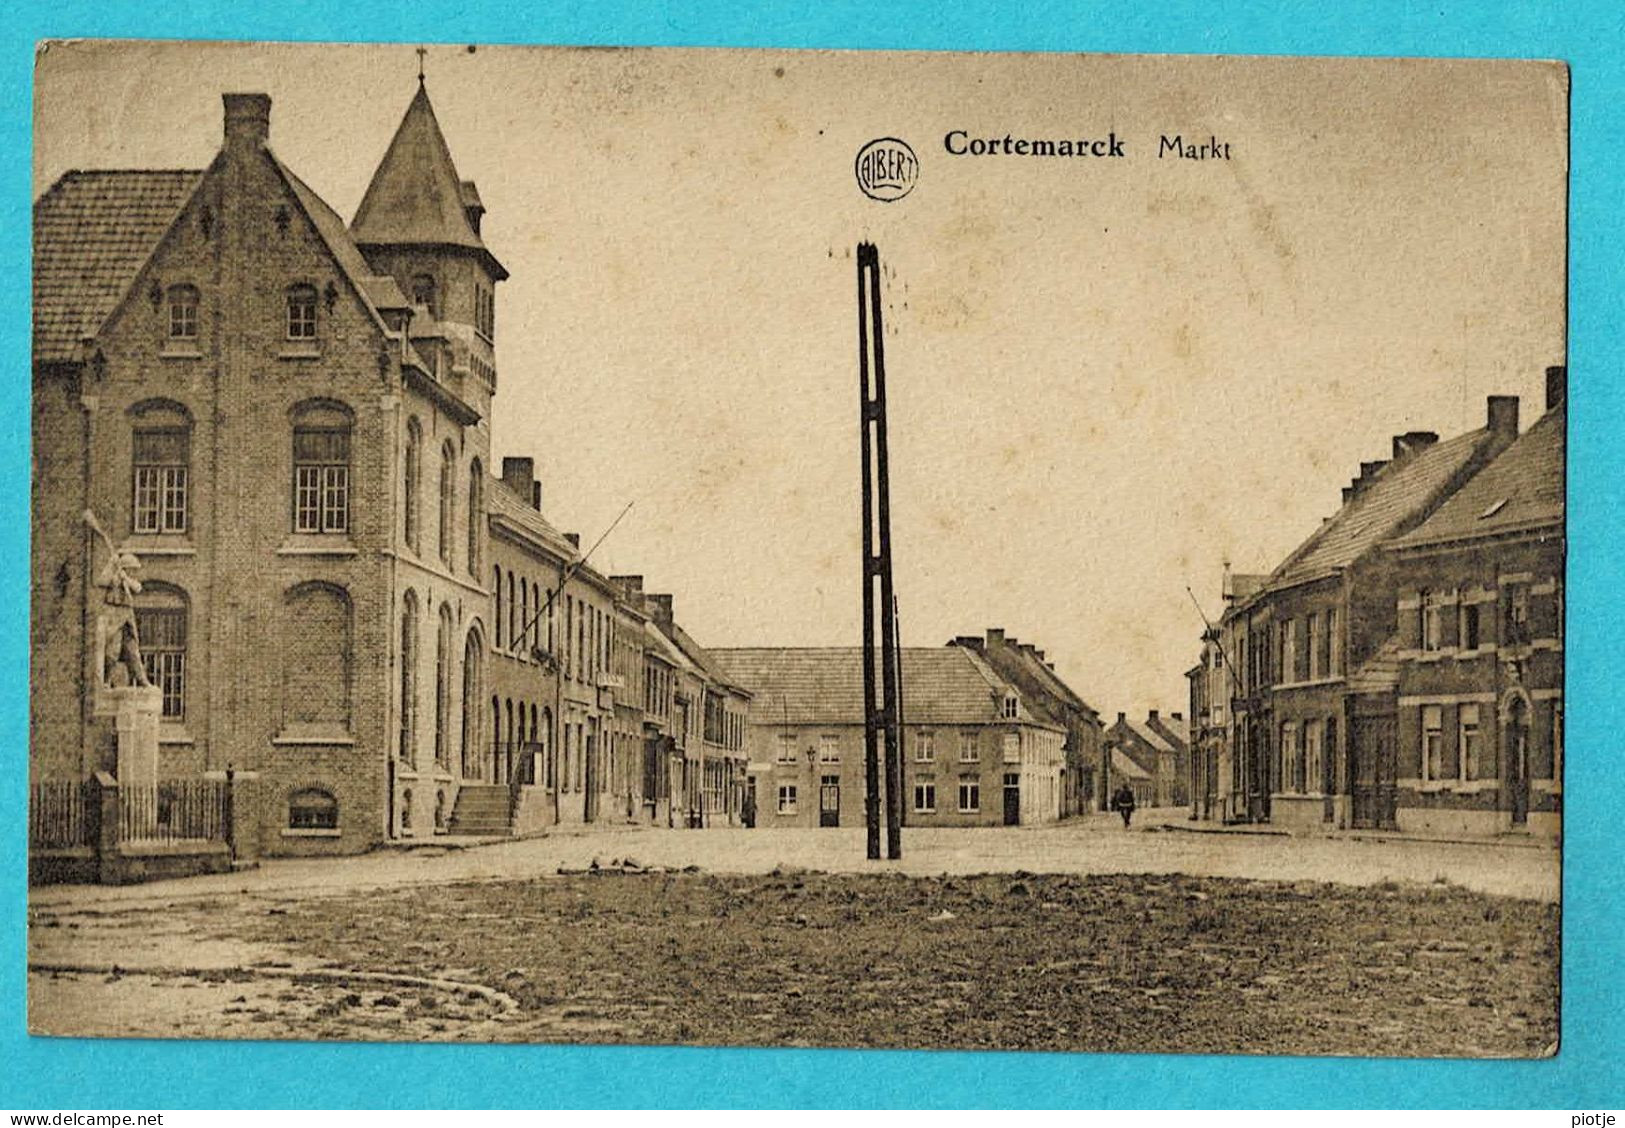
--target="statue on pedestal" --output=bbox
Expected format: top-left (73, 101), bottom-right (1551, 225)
top-left (84, 509), bottom-right (151, 690)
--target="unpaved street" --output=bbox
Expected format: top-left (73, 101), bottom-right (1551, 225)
top-left (28, 818), bottom-right (1559, 1055)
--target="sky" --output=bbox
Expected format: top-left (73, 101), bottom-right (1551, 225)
top-left (34, 41), bottom-right (1568, 718)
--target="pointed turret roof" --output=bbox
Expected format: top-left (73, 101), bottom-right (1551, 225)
top-left (350, 83), bottom-right (507, 278)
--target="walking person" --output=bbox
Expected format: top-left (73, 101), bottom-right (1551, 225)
top-left (1111, 783), bottom-right (1137, 829)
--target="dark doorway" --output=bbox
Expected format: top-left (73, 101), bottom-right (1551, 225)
top-left (1003, 772), bottom-right (1020, 826)
top-left (1350, 712), bottom-right (1398, 830)
top-left (819, 774), bottom-right (840, 827)
top-left (1507, 697), bottom-right (1530, 826)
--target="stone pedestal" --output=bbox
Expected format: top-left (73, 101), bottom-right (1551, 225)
top-left (97, 685), bottom-right (162, 787)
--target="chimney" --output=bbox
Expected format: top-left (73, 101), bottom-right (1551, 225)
top-left (1035, 649), bottom-right (1046, 662)
top-left (501, 457), bottom-right (534, 503)
top-left (1116, 711), bottom-right (1126, 726)
top-left (563, 532), bottom-right (580, 549)
top-left (1148, 709), bottom-right (1160, 724)
top-left (612, 574), bottom-right (644, 598)
top-left (1392, 431), bottom-right (1439, 459)
top-left (1487, 395), bottom-right (1520, 439)
top-left (950, 635), bottom-right (983, 651)
top-left (1171, 712), bottom-right (1183, 722)
top-left (1546, 365), bottom-right (1566, 411)
top-left (222, 93), bottom-right (271, 153)
top-left (986, 628), bottom-right (1005, 648)
top-left (531, 482), bottom-right (542, 511)
top-left (646, 593), bottom-right (674, 630)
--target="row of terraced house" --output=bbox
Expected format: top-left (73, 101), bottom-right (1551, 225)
top-left (1185, 371), bottom-right (1565, 837)
top-left (30, 83), bottom-right (1110, 877)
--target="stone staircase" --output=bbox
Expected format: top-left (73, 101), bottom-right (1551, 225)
top-left (446, 784), bottom-right (514, 837)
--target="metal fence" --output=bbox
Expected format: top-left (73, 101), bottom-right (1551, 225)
top-left (28, 780), bottom-right (97, 849)
top-left (117, 778), bottom-right (230, 844)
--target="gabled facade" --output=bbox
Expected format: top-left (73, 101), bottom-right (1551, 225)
top-left (947, 628), bottom-right (1103, 817)
top-left (711, 647), bottom-right (1067, 829)
top-left (1189, 384), bottom-right (1561, 836)
top-left (1103, 711), bottom-right (1185, 808)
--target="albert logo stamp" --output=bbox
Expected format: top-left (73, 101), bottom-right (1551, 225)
top-left (855, 137), bottom-right (918, 202)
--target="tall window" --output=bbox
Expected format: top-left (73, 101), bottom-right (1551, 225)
top-left (958, 779), bottom-right (980, 813)
top-left (1460, 704), bottom-right (1482, 781)
top-left (131, 403), bottom-right (190, 534)
top-left (819, 734), bottom-right (840, 764)
top-left (1460, 600), bottom-right (1482, 651)
top-left (913, 779), bottom-right (936, 814)
top-left (292, 402), bottom-right (352, 534)
top-left (1279, 722), bottom-right (1298, 793)
top-left (475, 283), bottom-right (494, 340)
top-left (1303, 719), bottom-right (1322, 795)
top-left (167, 284), bottom-right (199, 340)
top-left (777, 784), bottom-right (797, 815)
top-left (135, 584), bottom-right (188, 720)
top-left (434, 604), bottom-right (453, 769)
top-left (398, 591), bottom-right (418, 762)
top-left (286, 284), bottom-right (318, 339)
top-left (1281, 619), bottom-right (1298, 681)
top-left (1420, 589), bottom-right (1441, 652)
top-left (438, 442), bottom-right (456, 567)
top-left (1505, 582), bottom-right (1531, 645)
top-left (509, 574), bottom-right (519, 652)
top-left (519, 581), bottom-right (529, 655)
top-left (493, 566), bottom-right (504, 649)
top-left (466, 459), bottom-right (483, 576)
top-left (777, 734), bottom-right (798, 764)
top-left (1422, 705), bottom-right (1444, 782)
top-left (1307, 613), bottom-right (1324, 679)
top-left (403, 417), bottom-right (421, 552)
top-left (1327, 608), bottom-right (1340, 676)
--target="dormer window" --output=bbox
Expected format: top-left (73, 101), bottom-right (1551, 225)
top-left (167, 284), bottom-right (199, 339)
top-left (1002, 694), bottom-right (1018, 720)
top-left (286, 284), bottom-right (318, 339)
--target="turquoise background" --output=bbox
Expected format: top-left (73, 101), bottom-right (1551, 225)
top-left (2, 1), bottom-right (1619, 1110)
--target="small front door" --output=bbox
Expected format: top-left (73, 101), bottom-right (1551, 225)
top-left (1003, 772), bottom-right (1020, 826)
top-left (819, 774), bottom-right (840, 827)
top-left (1507, 700), bottom-right (1530, 826)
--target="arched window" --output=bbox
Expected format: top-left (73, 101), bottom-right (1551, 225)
top-left (434, 603), bottom-right (454, 768)
top-left (541, 707), bottom-right (554, 788)
top-left (409, 273), bottom-right (437, 316)
top-left (519, 579), bottom-right (529, 656)
top-left (129, 400), bottom-right (192, 535)
top-left (461, 626), bottom-right (483, 778)
top-left (403, 417), bottom-right (422, 552)
top-left (399, 590), bottom-right (419, 763)
top-left (135, 582), bottom-right (189, 720)
top-left (286, 283), bottom-right (318, 339)
top-left (438, 442), bottom-right (456, 567)
top-left (467, 459), bottom-right (483, 576)
top-left (281, 582), bottom-right (352, 735)
top-left (288, 788), bottom-right (338, 830)
top-left (167, 284), bottom-right (199, 340)
top-left (493, 565), bottom-right (504, 649)
top-left (490, 696), bottom-right (501, 776)
top-left (291, 400), bottom-right (353, 534)
top-left (508, 573), bottom-right (518, 649)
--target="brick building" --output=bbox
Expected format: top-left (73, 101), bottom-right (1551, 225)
top-left (30, 83), bottom-right (751, 862)
top-left (1187, 380), bottom-right (1562, 836)
top-left (947, 629), bottom-right (1103, 817)
top-left (1102, 711), bottom-right (1187, 808)
top-left (711, 647), bottom-right (1067, 828)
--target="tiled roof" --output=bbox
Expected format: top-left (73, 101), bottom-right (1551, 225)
top-left (710, 647), bottom-right (1053, 728)
top-left (666, 621), bottom-right (750, 697)
top-left (1388, 406), bottom-right (1565, 549)
top-left (350, 85), bottom-right (507, 278)
top-left (1267, 429), bottom-right (1493, 591)
top-left (1111, 717), bottom-right (1172, 754)
top-left (33, 169), bottom-right (202, 363)
top-left (1110, 748), bottom-right (1152, 781)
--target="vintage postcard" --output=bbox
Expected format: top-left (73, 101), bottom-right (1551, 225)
top-left (28, 40), bottom-right (1565, 1058)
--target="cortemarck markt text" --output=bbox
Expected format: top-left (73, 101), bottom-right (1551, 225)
top-left (943, 131), bottom-right (1232, 160)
